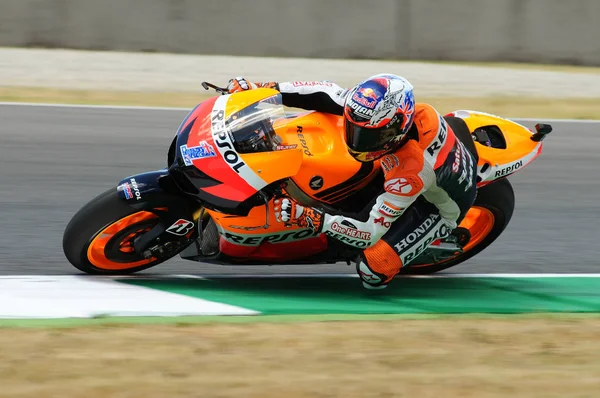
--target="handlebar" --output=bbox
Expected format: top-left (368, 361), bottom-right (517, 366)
top-left (201, 81), bottom-right (229, 95)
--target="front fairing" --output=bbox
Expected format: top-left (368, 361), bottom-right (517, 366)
top-left (168, 89), bottom-right (303, 214)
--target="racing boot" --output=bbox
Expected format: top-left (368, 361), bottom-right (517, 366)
top-left (447, 227), bottom-right (471, 248)
top-left (356, 240), bottom-right (403, 290)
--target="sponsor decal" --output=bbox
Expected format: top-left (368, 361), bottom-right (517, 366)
top-left (378, 202), bottom-right (403, 217)
top-left (348, 100), bottom-right (375, 118)
top-left (297, 126), bottom-right (313, 157)
top-left (358, 261), bottom-right (381, 283)
top-left (303, 213), bottom-right (319, 232)
top-left (452, 142), bottom-right (462, 173)
top-left (228, 225), bottom-right (264, 231)
top-left (180, 141), bottom-right (216, 166)
top-left (276, 144), bottom-right (298, 151)
top-left (393, 214), bottom-right (440, 253)
top-left (426, 115), bottom-right (448, 157)
top-left (365, 149), bottom-right (390, 161)
top-left (120, 182), bottom-right (134, 200)
top-left (166, 219), bottom-right (195, 236)
top-left (330, 222), bottom-right (371, 240)
top-left (211, 109), bottom-right (246, 173)
top-left (384, 178), bottom-right (413, 195)
top-left (495, 160), bottom-right (523, 178)
top-left (374, 217), bottom-right (392, 228)
top-left (352, 87), bottom-right (379, 109)
top-left (403, 222), bottom-right (451, 264)
top-left (456, 142), bottom-right (474, 191)
top-left (129, 178), bottom-right (142, 201)
top-left (381, 154), bottom-right (399, 174)
top-left (222, 229), bottom-right (317, 246)
top-left (324, 231), bottom-right (372, 248)
top-left (309, 176), bottom-right (324, 190)
top-left (292, 81), bottom-right (333, 87)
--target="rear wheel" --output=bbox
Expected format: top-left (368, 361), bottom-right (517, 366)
top-left (400, 178), bottom-right (515, 275)
top-left (63, 189), bottom-right (176, 274)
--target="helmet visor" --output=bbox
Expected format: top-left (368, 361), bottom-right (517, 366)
top-left (345, 120), bottom-right (400, 153)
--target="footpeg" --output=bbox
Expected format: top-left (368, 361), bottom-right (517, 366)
top-left (443, 227), bottom-right (471, 247)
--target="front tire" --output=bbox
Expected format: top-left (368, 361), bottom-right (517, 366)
top-left (63, 188), bottom-right (171, 274)
top-left (400, 178), bottom-right (515, 275)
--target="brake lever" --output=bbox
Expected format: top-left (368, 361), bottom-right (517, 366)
top-left (201, 81), bottom-right (229, 95)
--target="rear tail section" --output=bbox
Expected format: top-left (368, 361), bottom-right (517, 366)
top-left (447, 110), bottom-right (552, 186)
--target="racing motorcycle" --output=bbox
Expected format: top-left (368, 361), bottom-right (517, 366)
top-left (63, 84), bottom-right (553, 275)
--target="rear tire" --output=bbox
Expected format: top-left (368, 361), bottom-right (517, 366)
top-left (63, 188), bottom-right (169, 274)
top-left (400, 178), bottom-right (515, 275)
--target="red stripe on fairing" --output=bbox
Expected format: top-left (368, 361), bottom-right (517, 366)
top-left (219, 235), bottom-right (329, 261)
top-left (434, 127), bottom-right (457, 169)
top-left (526, 142), bottom-right (544, 165)
top-left (180, 97), bottom-right (217, 134)
top-left (185, 98), bottom-right (258, 202)
top-left (201, 181), bottom-right (257, 202)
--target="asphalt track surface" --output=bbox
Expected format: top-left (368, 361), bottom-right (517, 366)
top-left (0, 104), bottom-right (598, 276)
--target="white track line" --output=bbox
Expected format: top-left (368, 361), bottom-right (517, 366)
top-left (60, 273), bottom-right (600, 279)
top-left (413, 273), bottom-right (600, 278)
top-left (1, 274), bottom-right (600, 280)
top-left (0, 101), bottom-right (598, 124)
top-left (174, 273), bottom-right (600, 279)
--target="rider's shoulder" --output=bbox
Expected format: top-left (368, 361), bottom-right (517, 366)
top-left (412, 103), bottom-right (446, 149)
top-left (384, 141), bottom-right (423, 175)
top-left (414, 103), bottom-right (443, 130)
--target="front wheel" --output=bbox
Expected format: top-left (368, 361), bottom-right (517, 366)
top-left (400, 178), bottom-right (515, 275)
top-left (63, 188), bottom-right (179, 274)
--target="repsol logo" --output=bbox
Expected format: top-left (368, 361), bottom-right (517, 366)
top-left (426, 116), bottom-right (448, 157)
top-left (223, 229), bottom-right (318, 246)
top-left (297, 126), bottom-right (313, 157)
top-left (212, 109), bottom-right (246, 173)
top-left (129, 178), bottom-right (142, 201)
top-left (394, 214), bottom-right (440, 253)
top-left (403, 222), bottom-right (451, 264)
top-left (324, 231), bottom-right (372, 248)
top-left (495, 160), bottom-right (523, 178)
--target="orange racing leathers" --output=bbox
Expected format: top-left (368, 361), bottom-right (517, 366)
top-left (260, 80), bottom-right (478, 286)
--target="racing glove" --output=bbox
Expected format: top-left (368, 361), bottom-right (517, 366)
top-left (274, 197), bottom-right (324, 233)
top-left (227, 77), bottom-right (279, 94)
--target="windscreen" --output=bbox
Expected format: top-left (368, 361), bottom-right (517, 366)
top-left (226, 94), bottom-right (285, 154)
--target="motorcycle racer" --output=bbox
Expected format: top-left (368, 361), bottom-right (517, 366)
top-left (227, 75), bottom-right (478, 289)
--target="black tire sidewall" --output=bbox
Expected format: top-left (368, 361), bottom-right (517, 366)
top-left (62, 188), bottom-right (163, 274)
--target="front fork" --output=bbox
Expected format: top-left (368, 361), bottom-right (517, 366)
top-left (116, 169), bottom-right (203, 259)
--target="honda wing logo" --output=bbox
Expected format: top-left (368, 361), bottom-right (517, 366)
top-left (309, 176), bottom-right (323, 190)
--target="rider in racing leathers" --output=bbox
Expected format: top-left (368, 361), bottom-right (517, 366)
top-left (227, 74), bottom-right (478, 289)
